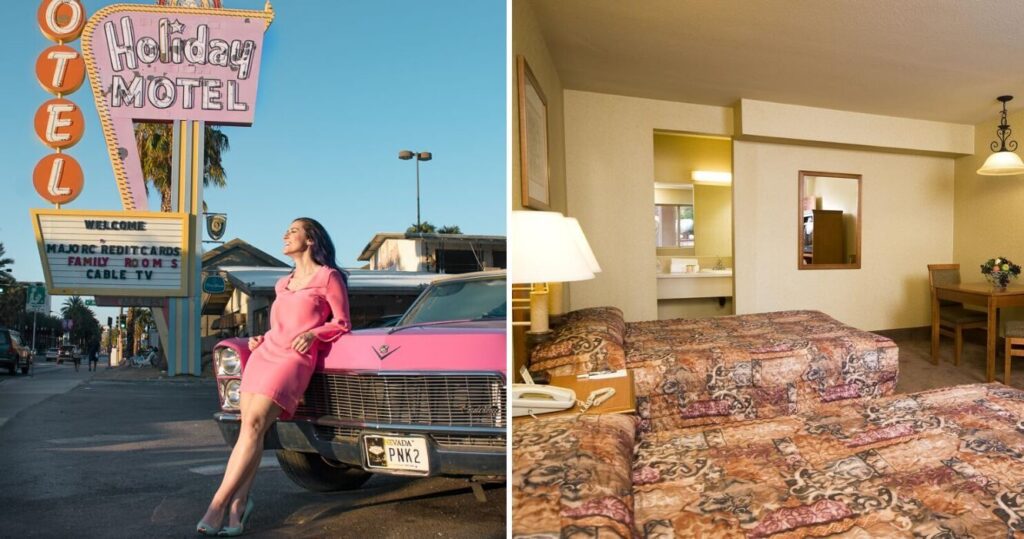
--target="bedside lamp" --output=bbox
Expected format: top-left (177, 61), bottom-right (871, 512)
top-left (510, 211), bottom-right (598, 334)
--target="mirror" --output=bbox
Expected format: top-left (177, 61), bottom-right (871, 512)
top-left (798, 171), bottom-right (861, 269)
top-left (655, 203), bottom-right (694, 248)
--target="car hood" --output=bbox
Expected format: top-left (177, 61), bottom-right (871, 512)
top-left (320, 324), bottom-right (506, 374)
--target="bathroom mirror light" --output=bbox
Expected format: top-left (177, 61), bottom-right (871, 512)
top-left (691, 171), bottom-right (732, 184)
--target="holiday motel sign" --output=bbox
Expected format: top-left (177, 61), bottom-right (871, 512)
top-left (31, 1), bottom-right (273, 297)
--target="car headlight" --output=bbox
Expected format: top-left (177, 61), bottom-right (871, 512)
top-left (219, 379), bottom-right (241, 410)
top-left (224, 379), bottom-right (241, 409)
top-left (215, 347), bottom-right (241, 376)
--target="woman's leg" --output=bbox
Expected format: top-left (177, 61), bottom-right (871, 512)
top-left (200, 392), bottom-right (282, 527)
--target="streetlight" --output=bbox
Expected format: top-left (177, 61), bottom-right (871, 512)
top-left (398, 150), bottom-right (432, 232)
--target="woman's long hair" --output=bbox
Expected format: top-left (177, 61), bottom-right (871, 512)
top-left (294, 217), bottom-right (349, 286)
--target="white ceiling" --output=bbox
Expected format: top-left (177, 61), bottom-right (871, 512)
top-left (528, 0), bottom-right (1024, 125)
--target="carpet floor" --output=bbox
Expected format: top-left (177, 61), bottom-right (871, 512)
top-left (891, 329), bottom-right (1016, 394)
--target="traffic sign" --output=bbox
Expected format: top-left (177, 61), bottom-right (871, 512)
top-left (25, 284), bottom-right (48, 314)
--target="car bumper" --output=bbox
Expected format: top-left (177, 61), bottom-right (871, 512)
top-left (214, 412), bottom-right (505, 477)
top-left (0, 357), bottom-right (29, 368)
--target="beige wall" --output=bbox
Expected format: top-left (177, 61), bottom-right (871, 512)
top-left (654, 188), bottom-right (693, 205)
top-left (512, 0), bottom-right (569, 314)
top-left (653, 133), bottom-right (732, 182)
top-left (564, 91), bottom-right (963, 329)
top-left (733, 141), bottom-right (954, 330)
top-left (563, 91), bottom-right (733, 321)
top-left (954, 108), bottom-right (1024, 270)
top-left (694, 184), bottom-right (732, 260)
top-left (512, 1), bottom-right (566, 214)
top-left (739, 99), bottom-right (974, 156)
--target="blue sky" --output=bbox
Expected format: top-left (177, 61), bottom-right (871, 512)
top-left (1, 0), bottom-right (507, 322)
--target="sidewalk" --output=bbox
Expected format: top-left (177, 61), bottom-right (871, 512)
top-left (91, 361), bottom-right (215, 383)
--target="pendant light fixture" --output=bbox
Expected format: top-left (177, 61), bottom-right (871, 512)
top-left (978, 95), bottom-right (1024, 176)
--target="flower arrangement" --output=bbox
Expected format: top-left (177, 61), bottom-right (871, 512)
top-left (981, 257), bottom-right (1022, 289)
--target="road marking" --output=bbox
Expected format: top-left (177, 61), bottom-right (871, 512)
top-left (189, 455), bottom-right (279, 476)
top-left (47, 434), bottom-right (159, 445)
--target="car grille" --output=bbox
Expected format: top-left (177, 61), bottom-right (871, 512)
top-left (295, 373), bottom-right (506, 428)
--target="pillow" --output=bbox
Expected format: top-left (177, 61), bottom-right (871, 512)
top-left (559, 306), bottom-right (626, 345)
top-left (529, 306), bottom-right (626, 376)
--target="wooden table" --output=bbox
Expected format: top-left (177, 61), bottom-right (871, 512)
top-left (932, 282), bottom-right (1024, 381)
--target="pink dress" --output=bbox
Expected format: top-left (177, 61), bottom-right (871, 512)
top-left (240, 265), bottom-right (351, 418)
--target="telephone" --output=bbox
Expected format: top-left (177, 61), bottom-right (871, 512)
top-left (577, 387), bottom-right (616, 413)
top-left (511, 384), bottom-right (576, 417)
top-left (513, 366), bottom-right (618, 417)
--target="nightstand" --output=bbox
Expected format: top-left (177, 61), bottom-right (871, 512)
top-left (513, 369), bottom-right (636, 421)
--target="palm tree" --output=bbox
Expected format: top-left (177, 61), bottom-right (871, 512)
top-left (0, 243), bottom-right (14, 285)
top-left (130, 307), bottom-right (153, 355)
top-left (60, 296), bottom-right (88, 318)
top-left (135, 123), bottom-right (231, 212)
top-left (437, 225), bottom-right (462, 234)
top-left (60, 296), bottom-right (99, 348)
top-left (407, 221), bottom-right (437, 234)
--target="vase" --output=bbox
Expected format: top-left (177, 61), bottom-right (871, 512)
top-left (986, 273), bottom-right (1011, 291)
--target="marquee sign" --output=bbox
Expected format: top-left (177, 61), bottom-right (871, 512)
top-left (30, 208), bottom-right (191, 297)
top-left (80, 3), bottom-right (274, 210)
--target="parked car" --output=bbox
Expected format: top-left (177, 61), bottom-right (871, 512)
top-left (212, 270), bottom-right (507, 492)
top-left (0, 328), bottom-right (32, 375)
top-left (45, 347), bottom-right (58, 361)
top-left (57, 345), bottom-right (75, 364)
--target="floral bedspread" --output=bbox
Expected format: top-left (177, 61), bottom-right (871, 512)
top-left (633, 383), bottom-right (1024, 538)
top-left (625, 310), bottom-right (898, 432)
top-left (512, 414), bottom-right (638, 538)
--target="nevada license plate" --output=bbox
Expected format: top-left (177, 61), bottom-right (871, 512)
top-left (363, 435), bottom-right (430, 474)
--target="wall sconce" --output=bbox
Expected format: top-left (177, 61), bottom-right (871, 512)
top-left (509, 211), bottom-right (597, 334)
top-left (977, 95), bottom-right (1024, 176)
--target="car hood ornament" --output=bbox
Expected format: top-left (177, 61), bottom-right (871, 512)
top-left (372, 344), bottom-right (401, 361)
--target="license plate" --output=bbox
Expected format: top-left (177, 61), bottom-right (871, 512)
top-left (363, 435), bottom-right (429, 474)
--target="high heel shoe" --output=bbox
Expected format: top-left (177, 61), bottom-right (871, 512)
top-left (195, 518), bottom-right (221, 536)
top-left (218, 497), bottom-right (254, 537)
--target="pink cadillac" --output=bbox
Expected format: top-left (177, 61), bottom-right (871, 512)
top-left (211, 270), bottom-right (506, 492)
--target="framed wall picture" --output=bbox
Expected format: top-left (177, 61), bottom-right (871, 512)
top-left (517, 55), bottom-right (550, 210)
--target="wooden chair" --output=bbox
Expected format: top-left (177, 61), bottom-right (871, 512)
top-left (928, 264), bottom-right (988, 365)
top-left (1005, 320), bottom-right (1024, 385)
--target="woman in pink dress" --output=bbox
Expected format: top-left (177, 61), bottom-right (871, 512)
top-left (197, 217), bottom-right (351, 536)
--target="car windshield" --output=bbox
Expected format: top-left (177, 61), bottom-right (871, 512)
top-left (398, 276), bottom-right (506, 326)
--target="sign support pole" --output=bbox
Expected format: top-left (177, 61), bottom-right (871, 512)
top-left (31, 311), bottom-right (37, 375)
top-left (164, 120), bottom-right (204, 376)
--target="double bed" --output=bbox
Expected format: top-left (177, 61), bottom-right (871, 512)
top-left (625, 310), bottom-right (899, 432)
top-left (513, 308), bottom-right (1024, 538)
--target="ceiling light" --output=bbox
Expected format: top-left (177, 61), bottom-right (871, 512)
top-left (978, 95), bottom-right (1024, 176)
top-left (691, 171), bottom-right (732, 184)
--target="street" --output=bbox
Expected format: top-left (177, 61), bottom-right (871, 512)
top-left (0, 359), bottom-right (506, 538)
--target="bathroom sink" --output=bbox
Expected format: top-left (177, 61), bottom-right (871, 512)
top-left (699, 268), bottom-right (733, 275)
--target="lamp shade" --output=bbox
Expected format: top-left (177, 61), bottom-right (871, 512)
top-left (510, 211), bottom-right (595, 284)
top-left (563, 217), bottom-right (601, 274)
top-left (977, 151), bottom-right (1024, 176)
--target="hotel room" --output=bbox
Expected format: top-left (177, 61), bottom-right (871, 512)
top-left (510, 2), bottom-right (1024, 537)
